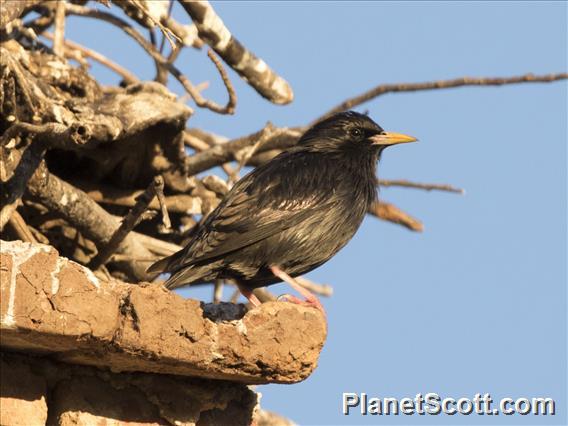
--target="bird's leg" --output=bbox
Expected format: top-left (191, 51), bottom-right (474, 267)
top-left (237, 283), bottom-right (261, 307)
top-left (270, 266), bottom-right (325, 315)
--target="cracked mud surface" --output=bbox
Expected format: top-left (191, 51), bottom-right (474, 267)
top-left (1, 240), bottom-right (327, 384)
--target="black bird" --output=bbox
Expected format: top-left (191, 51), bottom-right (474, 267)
top-left (148, 111), bottom-right (417, 311)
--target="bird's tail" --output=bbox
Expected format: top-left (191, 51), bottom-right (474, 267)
top-left (146, 249), bottom-right (190, 289)
top-left (162, 266), bottom-right (211, 289)
top-left (146, 245), bottom-right (187, 274)
top-left (147, 250), bottom-right (216, 290)
top-left (146, 255), bottom-right (173, 275)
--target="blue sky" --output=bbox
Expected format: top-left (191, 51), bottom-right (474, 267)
top-left (65, 2), bottom-right (566, 425)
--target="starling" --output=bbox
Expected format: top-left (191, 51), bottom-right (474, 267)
top-left (148, 111), bottom-right (417, 311)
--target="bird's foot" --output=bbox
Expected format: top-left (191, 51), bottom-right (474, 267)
top-left (237, 285), bottom-right (261, 307)
top-left (277, 293), bottom-right (326, 316)
top-left (276, 293), bottom-right (301, 304)
top-left (270, 265), bottom-right (326, 316)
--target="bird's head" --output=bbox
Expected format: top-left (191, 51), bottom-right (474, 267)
top-left (297, 111), bottom-right (417, 155)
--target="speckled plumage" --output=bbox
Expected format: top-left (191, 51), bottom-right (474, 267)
top-left (148, 111), bottom-right (409, 291)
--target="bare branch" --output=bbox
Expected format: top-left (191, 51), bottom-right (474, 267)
top-left (207, 49), bottom-right (237, 114)
top-left (253, 288), bottom-right (277, 303)
top-left (129, 0), bottom-right (180, 48)
top-left (319, 73), bottom-right (568, 121)
top-left (27, 162), bottom-right (154, 280)
top-left (179, 0), bottom-right (293, 105)
top-left (183, 131), bottom-right (213, 151)
top-left (154, 39), bottom-right (180, 84)
top-left (213, 280), bottom-right (223, 304)
top-left (229, 123), bottom-right (275, 183)
top-left (229, 288), bottom-right (241, 304)
top-left (184, 125), bottom-right (303, 176)
top-left (1, 121), bottom-right (91, 150)
top-left (0, 202), bottom-right (20, 232)
top-left (134, 231), bottom-right (182, 257)
top-left (379, 179), bottom-right (465, 194)
top-left (6, 210), bottom-right (37, 243)
top-left (42, 31), bottom-right (139, 84)
top-left (185, 128), bottom-right (228, 147)
top-left (52, 0), bottom-right (66, 57)
top-left (1, 139), bottom-right (45, 230)
top-left (294, 276), bottom-right (334, 297)
top-left (168, 58), bottom-right (236, 114)
top-left (162, 16), bottom-right (202, 49)
top-left (78, 181), bottom-right (205, 215)
top-left (88, 176), bottom-right (165, 270)
top-left (153, 175), bottom-right (172, 230)
top-left (368, 201), bottom-right (424, 232)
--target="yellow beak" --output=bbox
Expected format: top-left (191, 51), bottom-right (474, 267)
top-left (369, 131), bottom-right (418, 146)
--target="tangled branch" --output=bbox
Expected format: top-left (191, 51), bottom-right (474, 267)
top-left (179, 0), bottom-right (294, 105)
top-left (1, 0), bottom-right (565, 304)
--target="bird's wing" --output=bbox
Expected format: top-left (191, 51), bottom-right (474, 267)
top-left (195, 195), bottom-right (331, 262)
top-left (151, 154), bottom-right (337, 274)
top-left (169, 195), bottom-right (333, 272)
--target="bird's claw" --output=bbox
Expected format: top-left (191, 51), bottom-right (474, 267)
top-left (277, 293), bottom-right (299, 303)
top-left (277, 293), bottom-right (326, 317)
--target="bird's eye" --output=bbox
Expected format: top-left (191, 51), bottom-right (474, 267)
top-left (350, 128), bottom-right (363, 138)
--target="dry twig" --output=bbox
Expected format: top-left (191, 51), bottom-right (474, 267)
top-left (379, 179), bottom-right (464, 194)
top-left (130, 0), bottom-right (179, 48)
top-left (89, 176), bottom-right (166, 270)
top-left (52, 0), bottom-right (66, 57)
top-left (228, 286), bottom-right (277, 305)
top-left (229, 123), bottom-right (275, 183)
top-left (1, 139), bottom-right (46, 231)
top-left (78, 181), bottom-right (206, 215)
top-left (162, 16), bottom-right (202, 49)
top-left (213, 280), bottom-right (223, 304)
top-left (319, 73), bottom-right (568, 121)
top-left (294, 276), bottom-right (334, 297)
top-left (5, 210), bottom-right (37, 243)
top-left (153, 176), bottom-right (172, 230)
top-left (42, 31), bottom-right (139, 84)
top-left (1, 122), bottom-right (91, 149)
top-left (27, 162), bottom-right (154, 280)
top-left (184, 125), bottom-right (304, 176)
top-left (369, 201), bottom-right (424, 232)
top-left (206, 49), bottom-right (237, 114)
